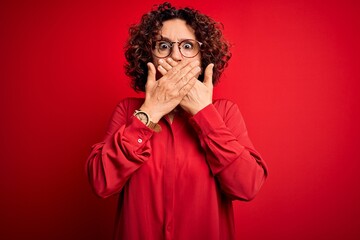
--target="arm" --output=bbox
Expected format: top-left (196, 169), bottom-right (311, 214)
top-left (158, 59), bottom-right (267, 200)
top-left (189, 100), bottom-right (268, 201)
top-left (86, 98), bottom-right (154, 198)
top-left (87, 60), bottom-right (201, 198)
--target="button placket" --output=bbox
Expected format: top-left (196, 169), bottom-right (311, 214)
top-left (164, 123), bottom-right (175, 240)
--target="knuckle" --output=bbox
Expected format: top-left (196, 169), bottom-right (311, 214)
top-left (168, 92), bottom-right (178, 98)
top-left (171, 67), bottom-right (179, 74)
top-left (182, 76), bottom-right (189, 82)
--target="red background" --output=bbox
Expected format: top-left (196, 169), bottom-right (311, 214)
top-left (1, 0), bottom-right (360, 239)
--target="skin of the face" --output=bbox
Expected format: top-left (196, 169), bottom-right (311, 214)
top-left (152, 18), bottom-right (202, 78)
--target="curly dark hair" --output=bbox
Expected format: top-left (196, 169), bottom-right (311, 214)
top-left (124, 2), bottom-right (231, 92)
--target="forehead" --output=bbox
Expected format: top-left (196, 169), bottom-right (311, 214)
top-left (159, 18), bottom-right (196, 40)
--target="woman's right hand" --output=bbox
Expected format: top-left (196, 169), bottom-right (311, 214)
top-left (140, 60), bottom-right (201, 123)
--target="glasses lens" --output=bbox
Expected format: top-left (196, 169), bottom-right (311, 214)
top-left (154, 41), bottom-right (172, 58)
top-left (179, 40), bottom-right (200, 58)
top-left (153, 39), bottom-right (202, 58)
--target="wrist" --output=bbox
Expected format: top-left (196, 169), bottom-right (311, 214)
top-left (133, 109), bottom-right (161, 132)
top-left (188, 102), bottom-right (212, 116)
top-left (139, 104), bottom-right (163, 123)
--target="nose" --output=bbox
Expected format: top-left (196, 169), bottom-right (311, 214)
top-left (170, 43), bottom-right (183, 61)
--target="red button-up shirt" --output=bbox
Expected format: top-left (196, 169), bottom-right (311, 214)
top-left (87, 98), bottom-right (267, 240)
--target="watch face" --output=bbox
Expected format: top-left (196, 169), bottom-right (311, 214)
top-left (135, 112), bottom-right (149, 125)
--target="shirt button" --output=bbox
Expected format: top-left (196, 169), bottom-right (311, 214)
top-left (137, 138), bottom-right (142, 143)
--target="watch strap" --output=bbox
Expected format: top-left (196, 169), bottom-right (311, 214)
top-left (134, 109), bottom-right (162, 132)
top-left (148, 121), bottom-right (162, 132)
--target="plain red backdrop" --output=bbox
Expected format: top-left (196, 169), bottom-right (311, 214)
top-left (1, 0), bottom-right (359, 239)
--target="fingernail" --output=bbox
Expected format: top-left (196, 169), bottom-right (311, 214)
top-left (167, 58), bottom-right (173, 62)
top-left (159, 59), bottom-right (164, 64)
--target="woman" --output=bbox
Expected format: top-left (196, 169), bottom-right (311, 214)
top-left (87, 2), bottom-right (268, 240)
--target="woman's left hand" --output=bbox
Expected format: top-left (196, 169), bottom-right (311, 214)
top-left (158, 58), bottom-right (214, 115)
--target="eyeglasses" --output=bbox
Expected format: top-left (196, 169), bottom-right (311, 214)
top-left (152, 39), bottom-right (203, 58)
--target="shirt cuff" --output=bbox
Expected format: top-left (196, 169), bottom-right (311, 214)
top-left (123, 116), bottom-right (154, 146)
top-left (189, 104), bottom-right (225, 137)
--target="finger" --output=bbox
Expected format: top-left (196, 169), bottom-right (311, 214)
top-left (178, 77), bottom-right (196, 97)
top-left (166, 57), bottom-right (179, 67)
top-left (157, 58), bottom-right (178, 76)
top-left (158, 59), bottom-right (173, 71)
top-left (166, 60), bottom-right (195, 79)
top-left (157, 65), bottom-right (168, 76)
top-left (146, 62), bottom-right (157, 87)
top-left (175, 65), bottom-right (201, 87)
top-left (173, 60), bottom-right (200, 83)
top-left (203, 63), bottom-right (214, 87)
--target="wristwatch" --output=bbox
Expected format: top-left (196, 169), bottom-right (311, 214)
top-left (133, 110), bottom-right (161, 132)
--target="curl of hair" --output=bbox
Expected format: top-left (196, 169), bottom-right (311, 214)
top-left (124, 2), bottom-right (232, 92)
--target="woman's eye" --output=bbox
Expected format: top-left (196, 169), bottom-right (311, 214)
top-left (182, 42), bottom-right (194, 49)
top-left (159, 42), bottom-right (170, 50)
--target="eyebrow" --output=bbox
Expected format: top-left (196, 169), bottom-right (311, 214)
top-left (158, 35), bottom-right (194, 42)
